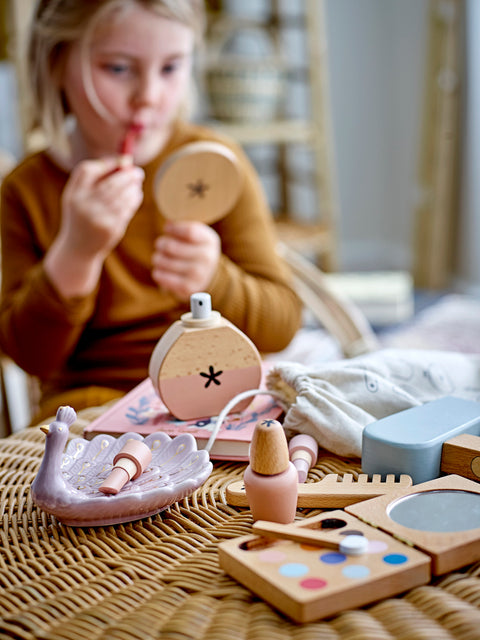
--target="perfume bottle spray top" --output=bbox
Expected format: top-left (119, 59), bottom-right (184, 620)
top-left (179, 291), bottom-right (221, 327)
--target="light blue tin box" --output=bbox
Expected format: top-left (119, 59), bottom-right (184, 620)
top-left (361, 396), bottom-right (480, 484)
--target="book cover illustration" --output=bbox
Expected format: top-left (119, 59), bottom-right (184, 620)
top-left (84, 377), bottom-right (283, 460)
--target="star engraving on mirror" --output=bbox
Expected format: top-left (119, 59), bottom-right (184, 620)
top-left (187, 179), bottom-right (210, 199)
top-left (200, 365), bottom-right (223, 388)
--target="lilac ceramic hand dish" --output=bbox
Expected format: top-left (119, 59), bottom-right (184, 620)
top-left (31, 406), bottom-right (213, 526)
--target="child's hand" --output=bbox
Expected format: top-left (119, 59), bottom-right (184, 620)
top-left (151, 220), bottom-right (221, 301)
top-left (44, 157), bottom-right (144, 298)
top-left (59, 157), bottom-right (144, 259)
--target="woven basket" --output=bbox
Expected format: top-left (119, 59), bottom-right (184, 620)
top-left (205, 21), bottom-right (285, 122)
top-left (2, 407), bottom-right (480, 638)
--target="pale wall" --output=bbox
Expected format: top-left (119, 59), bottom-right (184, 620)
top-left (325, 0), bottom-right (428, 272)
top-left (456, 0), bottom-right (480, 294)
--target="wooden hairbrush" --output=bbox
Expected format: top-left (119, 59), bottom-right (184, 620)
top-left (226, 472), bottom-right (413, 509)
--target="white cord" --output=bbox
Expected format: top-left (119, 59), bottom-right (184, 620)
top-left (204, 388), bottom-right (286, 453)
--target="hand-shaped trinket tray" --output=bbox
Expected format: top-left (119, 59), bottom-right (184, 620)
top-left (31, 406), bottom-right (213, 527)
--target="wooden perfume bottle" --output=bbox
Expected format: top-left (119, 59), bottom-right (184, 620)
top-left (148, 293), bottom-right (262, 420)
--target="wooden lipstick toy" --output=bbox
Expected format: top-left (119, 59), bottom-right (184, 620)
top-left (114, 123), bottom-right (143, 169)
top-left (288, 434), bottom-right (318, 482)
top-left (99, 439), bottom-right (152, 495)
top-left (149, 292), bottom-right (262, 421)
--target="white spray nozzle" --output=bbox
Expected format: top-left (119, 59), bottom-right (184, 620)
top-left (190, 292), bottom-right (212, 319)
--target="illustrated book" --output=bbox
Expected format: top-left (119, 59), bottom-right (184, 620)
top-left (83, 375), bottom-right (283, 460)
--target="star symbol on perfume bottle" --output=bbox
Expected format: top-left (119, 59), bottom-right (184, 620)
top-left (187, 179), bottom-right (210, 198)
top-left (200, 365), bottom-right (223, 388)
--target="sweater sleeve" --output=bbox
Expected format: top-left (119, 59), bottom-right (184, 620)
top-left (0, 173), bottom-right (98, 377)
top-left (207, 144), bottom-right (303, 352)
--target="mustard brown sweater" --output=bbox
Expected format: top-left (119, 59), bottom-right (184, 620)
top-left (0, 121), bottom-right (302, 420)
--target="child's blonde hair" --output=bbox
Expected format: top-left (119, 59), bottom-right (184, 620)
top-left (27, 0), bottom-right (206, 153)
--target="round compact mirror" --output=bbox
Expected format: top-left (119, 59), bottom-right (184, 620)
top-left (387, 489), bottom-right (480, 532)
top-left (154, 141), bottom-right (243, 224)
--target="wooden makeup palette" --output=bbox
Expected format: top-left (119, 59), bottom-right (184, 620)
top-left (219, 474), bottom-right (480, 623)
top-left (218, 510), bottom-right (430, 623)
top-left (154, 141), bottom-right (243, 224)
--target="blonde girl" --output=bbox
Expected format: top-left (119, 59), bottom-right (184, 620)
top-left (0, 0), bottom-right (302, 422)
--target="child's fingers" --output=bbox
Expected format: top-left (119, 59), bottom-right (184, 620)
top-left (163, 220), bottom-right (210, 243)
top-left (151, 223), bottom-right (220, 299)
top-left (69, 157), bottom-right (120, 187)
top-left (97, 166), bottom-right (145, 192)
top-left (150, 269), bottom-right (194, 302)
top-left (153, 235), bottom-right (197, 261)
top-left (94, 169), bottom-right (144, 203)
top-left (151, 247), bottom-right (192, 275)
top-left (155, 223), bottom-right (219, 257)
top-left (67, 159), bottom-right (144, 197)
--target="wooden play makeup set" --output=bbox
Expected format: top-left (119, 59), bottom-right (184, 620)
top-left (220, 406), bottom-right (480, 623)
top-left (219, 473), bottom-right (480, 623)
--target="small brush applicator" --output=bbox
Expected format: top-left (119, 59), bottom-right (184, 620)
top-left (252, 520), bottom-right (369, 556)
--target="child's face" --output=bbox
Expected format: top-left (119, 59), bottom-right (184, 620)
top-left (61, 4), bottom-right (195, 163)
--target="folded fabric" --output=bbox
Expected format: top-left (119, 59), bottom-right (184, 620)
top-left (266, 348), bottom-right (480, 458)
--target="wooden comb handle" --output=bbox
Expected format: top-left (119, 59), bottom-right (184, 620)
top-left (226, 473), bottom-right (413, 508)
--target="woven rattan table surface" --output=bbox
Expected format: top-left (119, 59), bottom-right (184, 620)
top-left (1, 404), bottom-right (479, 639)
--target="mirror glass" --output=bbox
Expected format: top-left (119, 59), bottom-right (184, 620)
top-left (387, 490), bottom-right (480, 532)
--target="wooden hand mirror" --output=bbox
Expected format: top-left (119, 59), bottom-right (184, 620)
top-left (154, 141), bottom-right (243, 224)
